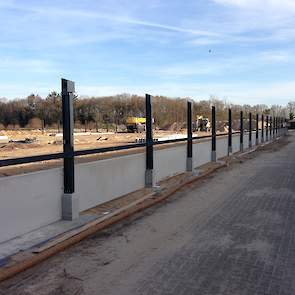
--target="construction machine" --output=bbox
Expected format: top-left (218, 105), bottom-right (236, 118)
top-left (194, 116), bottom-right (211, 132)
top-left (126, 117), bottom-right (146, 133)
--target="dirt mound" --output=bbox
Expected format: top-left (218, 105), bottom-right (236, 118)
top-left (168, 122), bottom-right (185, 131)
top-left (0, 142), bottom-right (41, 152)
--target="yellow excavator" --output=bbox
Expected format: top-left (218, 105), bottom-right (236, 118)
top-left (126, 117), bottom-right (146, 133)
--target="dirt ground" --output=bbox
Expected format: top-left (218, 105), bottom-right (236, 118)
top-left (0, 129), bottom-right (211, 159)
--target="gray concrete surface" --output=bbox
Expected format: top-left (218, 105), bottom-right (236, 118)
top-left (0, 133), bottom-right (293, 295)
top-left (0, 214), bottom-right (96, 261)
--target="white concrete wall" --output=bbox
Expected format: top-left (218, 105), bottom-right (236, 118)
top-left (0, 131), bottom-right (276, 243)
top-left (243, 133), bottom-right (249, 149)
top-left (77, 153), bottom-right (145, 211)
top-left (154, 145), bottom-right (187, 183)
top-left (232, 134), bottom-right (240, 153)
top-left (216, 136), bottom-right (228, 159)
top-left (0, 168), bottom-right (63, 243)
top-left (193, 140), bottom-right (211, 167)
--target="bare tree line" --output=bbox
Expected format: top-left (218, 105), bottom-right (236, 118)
top-left (0, 92), bottom-right (291, 131)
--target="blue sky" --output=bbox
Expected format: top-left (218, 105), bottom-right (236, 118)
top-left (0, 0), bottom-right (295, 105)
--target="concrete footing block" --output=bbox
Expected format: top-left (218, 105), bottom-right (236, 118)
top-left (228, 146), bottom-right (232, 156)
top-left (186, 157), bottom-right (193, 172)
top-left (211, 151), bottom-right (216, 162)
top-left (240, 143), bottom-right (244, 152)
top-left (145, 169), bottom-right (154, 188)
top-left (62, 193), bottom-right (79, 221)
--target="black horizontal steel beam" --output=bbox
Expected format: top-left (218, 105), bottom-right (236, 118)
top-left (0, 152), bottom-right (64, 167)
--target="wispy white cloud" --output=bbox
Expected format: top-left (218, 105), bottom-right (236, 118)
top-left (0, 57), bottom-right (59, 74)
top-left (150, 50), bottom-right (295, 79)
top-left (259, 51), bottom-right (293, 63)
top-left (4, 3), bottom-right (220, 38)
top-left (3, 0), bottom-right (295, 48)
top-left (212, 0), bottom-right (295, 37)
top-left (214, 0), bottom-right (295, 12)
top-left (190, 38), bottom-right (222, 46)
top-left (153, 62), bottom-right (227, 77)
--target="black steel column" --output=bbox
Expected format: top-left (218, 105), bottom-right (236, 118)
top-left (211, 106), bottom-right (216, 161)
top-left (145, 94), bottom-right (154, 187)
top-left (240, 111), bottom-right (244, 152)
top-left (261, 114), bottom-right (264, 142)
top-left (274, 116), bottom-right (276, 137)
top-left (62, 78), bottom-right (75, 194)
top-left (256, 114), bottom-right (259, 145)
top-left (274, 117), bottom-right (276, 137)
top-left (228, 109), bottom-right (232, 155)
top-left (269, 116), bottom-right (273, 139)
top-left (186, 100), bottom-right (193, 171)
top-left (266, 116), bottom-right (269, 141)
top-left (280, 117), bottom-right (283, 135)
top-left (249, 113), bottom-right (252, 148)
